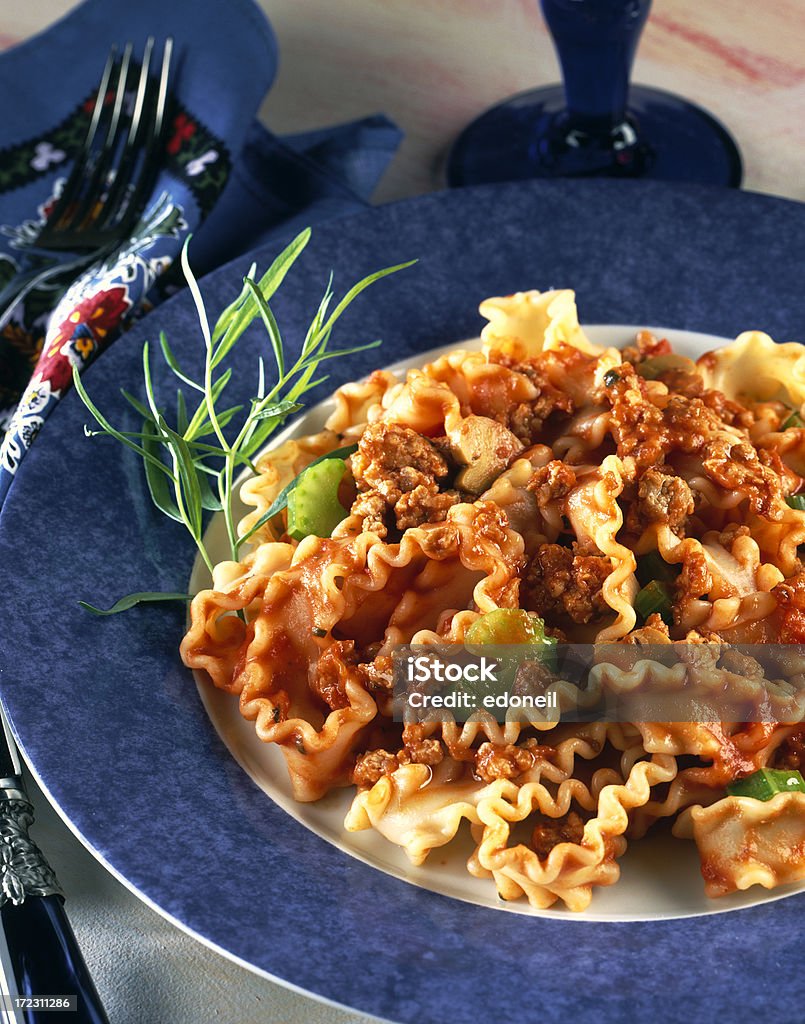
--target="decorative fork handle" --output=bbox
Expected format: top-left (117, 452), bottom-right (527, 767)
top-left (0, 781), bottom-right (110, 1024)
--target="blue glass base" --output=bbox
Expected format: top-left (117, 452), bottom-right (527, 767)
top-left (446, 84), bottom-right (742, 188)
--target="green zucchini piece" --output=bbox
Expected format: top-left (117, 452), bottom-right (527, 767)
top-left (726, 767), bottom-right (805, 801)
top-left (782, 410), bottom-right (805, 430)
top-left (286, 458), bottom-right (348, 541)
top-left (786, 494), bottom-right (805, 511)
top-left (466, 609), bottom-right (557, 650)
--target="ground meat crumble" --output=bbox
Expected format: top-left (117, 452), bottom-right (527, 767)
top-left (527, 460), bottom-right (577, 508)
top-left (522, 543), bottom-right (611, 624)
top-left (487, 352), bottom-right (574, 443)
top-left (531, 811), bottom-right (585, 860)
top-left (620, 330), bottom-right (672, 365)
top-left (624, 466), bottom-right (694, 536)
top-left (350, 421), bottom-right (460, 537)
top-left (474, 742), bottom-right (538, 783)
top-left (604, 364), bottom-right (781, 516)
top-left (771, 573), bottom-right (805, 643)
top-left (351, 749), bottom-right (400, 787)
top-left (350, 726), bottom-right (445, 787)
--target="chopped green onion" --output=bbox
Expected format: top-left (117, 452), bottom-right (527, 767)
top-left (634, 580), bottom-right (673, 624)
top-left (286, 458), bottom-right (349, 541)
top-left (782, 410), bottom-right (805, 430)
top-left (786, 494), bottom-right (805, 510)
top-left (726, 767), bottom-right (805, 801)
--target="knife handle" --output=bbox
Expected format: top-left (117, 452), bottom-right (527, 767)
top-left (0, 895), bottom-right (110, 1024)
top-left (0, 787), bottom-right (109, 1024)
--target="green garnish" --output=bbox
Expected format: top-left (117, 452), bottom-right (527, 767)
top-left (782, 410), bottom-right (805, 430)
top-left (286, 458), bottom-right (348, 541)
top-left (466, 609), bottom-right (557, 649)
top-left (236, 443), bottom-right (358, 551)
top-left (464, 609), bottom-right (557, 685)
top-left (634, 580), bottom-right (673, 624)
top-left (786, 494), bottom-right (805, 510)
top-left (78, 592), bottom-right (193, 615)
top-left (726, 767), bottom-right (805, 801)
top-left (75, 227), bottom-right (414, 612)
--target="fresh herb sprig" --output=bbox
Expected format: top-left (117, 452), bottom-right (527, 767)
top-left (74, 227), bottom-right (414, 612)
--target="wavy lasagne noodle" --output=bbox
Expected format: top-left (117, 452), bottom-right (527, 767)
top-left (182, 289), bottom-right (805, 911)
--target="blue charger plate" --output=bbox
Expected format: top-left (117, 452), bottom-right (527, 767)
top-left (1, 179), bottom-right (804, 1024)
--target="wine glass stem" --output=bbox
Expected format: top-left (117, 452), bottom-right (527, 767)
top-left (540, 0), bottom-right (652, 129)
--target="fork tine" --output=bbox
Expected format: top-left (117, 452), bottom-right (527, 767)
top-left (106, 42), bottom-right (134, 148)
top-left (128, 37), bottom-right (156, 147)
top-left (41, 44), bottom-right (118, 233)
top-left (105, 37), bottom-right (174, 235)
top-left (153, 37), bottom-right (173, 139)
top-left (96, 37), bottom-right (155, 228)
top-left (71, 43), bottom-right (134, 228)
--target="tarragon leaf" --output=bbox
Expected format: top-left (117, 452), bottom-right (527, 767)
top-left (142, 419), bottom-right (182, 522)
top-left (74, 227), bottom-right (416, 614)
top-left (79, 592), bottom-right (192, 615)
top-left (211, 228), bottom-right (312, 367)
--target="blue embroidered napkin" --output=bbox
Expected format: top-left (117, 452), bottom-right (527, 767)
top-left (0, 0), bottom-right (401, 504)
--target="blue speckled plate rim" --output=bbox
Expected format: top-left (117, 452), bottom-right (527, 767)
top-left (1, 179), bottom-right (804, 1024)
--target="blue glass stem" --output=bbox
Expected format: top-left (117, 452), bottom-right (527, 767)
top-left (541, 0), bottom-right (652, 130)
top-left (445, 0), bottom-right (741, 185)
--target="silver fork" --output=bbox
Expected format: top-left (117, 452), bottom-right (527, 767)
top-left (0, 37), bottom-right (173, 332)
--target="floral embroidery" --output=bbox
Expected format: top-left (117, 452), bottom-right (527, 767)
top-left (18, 374), bottom-right (57, 415)
top-left (187, 150), bottom-right (219, 176)
top-left (47, 285), bottom-right (130, 359)
top-left (1, 177), bottom-right (65, 253)
top-left (0, 373), bottom-right (59, 475)
top-left (0, 92), bottom-right (228, 207)
top-left (167, 112), bottom-right (197, 155)
top-left (64, 329), bottom-right (96, 364)
top-left (30, 142), bottom-right (66, 172)
top-left (0, 428), bottom-right (31, 475)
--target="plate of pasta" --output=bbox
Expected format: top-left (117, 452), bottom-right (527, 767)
top-left (182, 295), bottom-right (805, 920)
top-left (1, 178), bottom-right (804, 1024)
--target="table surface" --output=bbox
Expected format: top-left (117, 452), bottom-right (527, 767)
top-left (3, 2), bottom-right (805, 1022)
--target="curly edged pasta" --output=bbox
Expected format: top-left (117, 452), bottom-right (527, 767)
top-left (182, 288), bottom-right (805, 910)
top-left (674, 792), bottom-right (805, 897)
